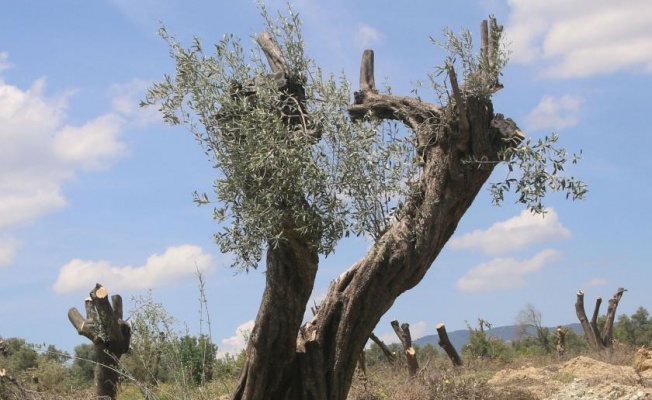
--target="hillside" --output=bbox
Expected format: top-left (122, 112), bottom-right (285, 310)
top-left (413, 323), bottom-right (583, 351)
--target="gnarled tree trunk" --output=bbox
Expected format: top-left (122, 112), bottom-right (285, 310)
top-left (68, 284), bottom-right (131, 400)
top-left (232, 18), bottom-right (522, 400)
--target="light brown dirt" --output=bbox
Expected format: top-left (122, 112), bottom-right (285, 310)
top-left (489, 355), bottom-right (652, 399)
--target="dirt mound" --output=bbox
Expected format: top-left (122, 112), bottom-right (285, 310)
top-left (489, 355), bottom-right (652, 399)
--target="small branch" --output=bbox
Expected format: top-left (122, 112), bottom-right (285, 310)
top-left (369, 333), bottom-right (396, 364)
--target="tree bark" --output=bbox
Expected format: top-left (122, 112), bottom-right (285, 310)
top-left (391, 320), bottom-right (419, 377)
top-left (232, 18), bottom-right (521, 400)
top-left (436, 323), bottom-right (464, 367)
top-left (68, 284), bottom-right (131, 400)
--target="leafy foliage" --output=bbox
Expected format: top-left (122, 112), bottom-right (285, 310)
top-left (429, 17), bottom-right (509, 102)
top-left (145, 6), bottom-right (586, 274)
top-left (176, 334), bottom-right (217, 385)
top-left (464, 319), bottom-right (513, 362)
top-left (490, 134), bottom-right (587, 214)
top-left (614, 306), bottom-right (652, 347)
top-left (72, 343), bottom-right (95, 384)
top-left (0, 338), bottom-right (80, 397)
top-left (427, 22), bottom-right (586, 214)
top-left (143, 6), bottom-right (422, 270)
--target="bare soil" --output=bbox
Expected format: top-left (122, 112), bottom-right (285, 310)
top-left (488, 351), bottom-right (652, 399)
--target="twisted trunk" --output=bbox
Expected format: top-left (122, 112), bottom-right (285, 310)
top-left (233, 18), bottom-right (520, 400)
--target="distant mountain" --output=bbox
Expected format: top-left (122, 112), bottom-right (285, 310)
top-left (413, 323), bottom-right (583, 351)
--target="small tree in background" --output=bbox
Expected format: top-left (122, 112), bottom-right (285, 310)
top-left (516, 304), bottom-right (553, 354)
top-left (614, 306), bottom-right (652, 348)
top-left (72, 343), bottom-right (96, 385)
top-left (464, 319), bottom-right (512, 362)
top-left (176, 334), bottom-right (217, 385)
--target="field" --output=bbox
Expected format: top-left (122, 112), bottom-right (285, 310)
top-left (2, 341), bottom-right (651, 399)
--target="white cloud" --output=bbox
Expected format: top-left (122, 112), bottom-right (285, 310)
top-left (409, 320), bottom-right (427, 340)
top-left (0, 67), bottom-right (128, 233)
top-left (0, 52), bottom-right (10, 72)
top-left (375, 331), bottom-right (399, 346)
top-left (0, 236), bottom-right (21, 267)
top-left (457, 248), bottom-right (561, 293)
top-left (110, 79), bottom-right (161, 126)
top-left (53, 245), bottom-right (213, 293)
top-left (506, 0), bottom-right (652, 78)
top-left (449, 208), bottom-right (570, 255)
top-left (355, 24), bottom-right (383, 48)
top-left (525, 95), bottom-right (583, 132)
top-left (53, 114), bottom-right (127, 170)
top-left (217, 320), bottom-right (255, 358)
top-left (583, 277), bottom-right (608, 288)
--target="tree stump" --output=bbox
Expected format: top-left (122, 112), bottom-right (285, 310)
top-left (68, 284), bottom-right (131, 400)
top-left (436, 323), bottom-right (464, 367)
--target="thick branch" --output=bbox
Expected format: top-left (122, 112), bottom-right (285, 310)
top-left (447, 64), bottom-right (470, 149)
top-left (575, 290), bottom-right (604, 350)
top-left (602, 287), bottom-right (626, 347)
top-left (350, 46), bottom-right (441, 147)
top-left (436, 323), bottom-right (463, 367)
top-left (112, 294), bottom-right (123, 320)
top-left (349, 90), bottom-right (440, 132)
top-left (256, 31), bottom-right (290, 77)
top-left (359, 50), bottom-right (376, 92)
top-left (67, 307), bottom-right (97, 343)
top-left (481, 20), bottom-right (489, 69)
top-left (590, 297), bottom-right (603, 346)
top-left (92, 285), bottom-right (124, 345)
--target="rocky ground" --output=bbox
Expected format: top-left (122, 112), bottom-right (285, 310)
top-left (489, 348), bottom-right (652, 399)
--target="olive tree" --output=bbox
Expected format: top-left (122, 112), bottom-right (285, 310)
top-left (144, 6), bottom-right (585, 400)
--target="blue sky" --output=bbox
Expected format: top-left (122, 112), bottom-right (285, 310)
top-left (1, 0), bottom-right (651, 356)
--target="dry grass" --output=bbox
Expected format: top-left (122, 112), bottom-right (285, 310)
top-left (3, 345), bottom-right (645, 399)
top-left (348, 345), bottom-right (644, 400)
top-left (347, 357), bottom-right (538, 400)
